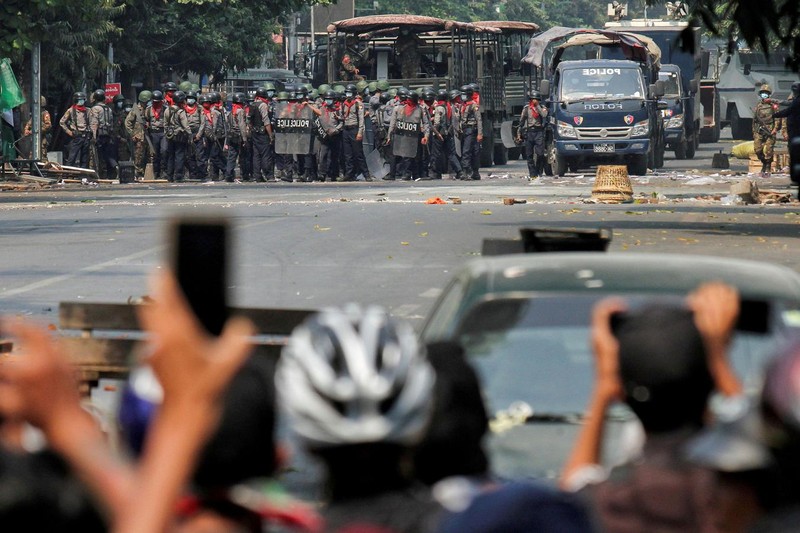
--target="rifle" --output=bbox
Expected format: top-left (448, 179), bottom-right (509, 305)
top-left (754, 108), bottom-right (776, 139)
top-left (90, 137), bottom-right (101, 175)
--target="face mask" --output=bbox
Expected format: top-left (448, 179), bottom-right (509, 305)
top-left (345, 92), bottom-right (353, 98)
top-left (267, 91), bottom-right (275, 98)
top-left (187, 98), bottom-right (196, 105)
top-left (116, 102), bottom-right (124, 109)
top-left (759, 92), bottom-right (770, 100)
top-left (77, 99), bottom-right (85, 106)
top-left (124, 106), bottom-right (132, 113)
top-left (325, 99), bottom-right (334, 106)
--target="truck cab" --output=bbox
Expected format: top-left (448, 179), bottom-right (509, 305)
top-left (542, 59), bottom-right (665, 176)
top-left (659, 64), bottom-right (696, 158)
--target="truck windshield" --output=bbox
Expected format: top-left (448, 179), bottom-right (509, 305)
top-left (658, 71), bottom-right (681, 97)
top-left (560, 67), bottom-right (644, 101)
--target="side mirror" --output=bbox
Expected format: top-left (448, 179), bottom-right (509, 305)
top-left (650, 80), bottom-right (665, 98)
top-left (539, 79), bottom-right (550, 96)
top-left (690, 78), bottom-right (699, 93)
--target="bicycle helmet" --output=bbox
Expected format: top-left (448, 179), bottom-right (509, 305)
top-left (277, 304), bottom-right (435, 449)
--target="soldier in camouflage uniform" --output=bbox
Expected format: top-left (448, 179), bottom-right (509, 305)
top-left (395, 28), bottom-right (422, 79)
top-left (23, 96), bottom-right (52, 160)
top-left (125, 90), bottom-right (152, 178)
top-left (752, 83), bottom-right (782, 177)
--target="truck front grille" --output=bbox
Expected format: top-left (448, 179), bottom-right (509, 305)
top-left (576, 127), bottom-right (631, 140)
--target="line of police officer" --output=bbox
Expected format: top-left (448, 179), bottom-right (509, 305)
top-left (60, 79), bottom-right (486, 183)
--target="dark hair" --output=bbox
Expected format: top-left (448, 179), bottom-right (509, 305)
top-left (617, 305), bottom-right (713, 433)
top-left (414, 341), bottom-right (489, 485)
top-left (191, 351), bottom-right (277, 489)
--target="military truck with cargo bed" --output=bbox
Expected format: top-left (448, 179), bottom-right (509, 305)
top-left (525, 28), bottom-right (666, 176)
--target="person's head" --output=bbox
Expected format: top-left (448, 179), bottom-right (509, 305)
top-left (616, 304), bottom-right (713, 434)
top-left (91, 89), bottom-right (106, 104)
top-left (277, 304), bottom-right (435, 459)
top-left (173, 90), bottom-right (187, 106)
top-left (414, 341), bottom-right (489, 485)
top-left (791, 81), bottom-right (800, 99)
top-left (344, 84), bottom-right (357, 100)
top-left (138, 90), bottom-right (152, 105)
top-left (73, 92), bottom-right (87, 106)
top-left (113, 94), bottom-right (125, 109)
top-left (758, 83), bottom-right (772, 100)
top-left (528, 89), bottom-right (542, 103)
top-left (163, 81), bottom-right (178, 95)
top-left (151, 90), bottom-right (164, 106)
top-left (323, 90), bottom-right (336, 107)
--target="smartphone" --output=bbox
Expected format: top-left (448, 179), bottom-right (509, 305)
top-left (171, 217), bottom-right (229, 336)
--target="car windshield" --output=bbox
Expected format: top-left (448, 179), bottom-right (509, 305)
top-left (455, 294), bottom-right (784, 481)
top-left (659, 70), bottom-right (681, 97)
top-left (560, 67), bottom-right (644, 101)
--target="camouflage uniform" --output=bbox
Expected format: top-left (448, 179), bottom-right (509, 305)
top-left (125, 103), bottom-right (150, 177)
top-left (395, 32), bottom-right (422, 79)
top-left (23, 103), bottom-right (51, 160)
top-left (753, 95), bottom-right (780, 174)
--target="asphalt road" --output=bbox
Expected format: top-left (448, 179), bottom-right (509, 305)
top-left (1, 129), bottom-right (799, 328)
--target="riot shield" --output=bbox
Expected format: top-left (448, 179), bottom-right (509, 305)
top-left (392, 107), bottom-right (422, 158)
top-left (501, 120), bottom-right (517, 149)
top-left (274, 102), bottom-right (314, 155)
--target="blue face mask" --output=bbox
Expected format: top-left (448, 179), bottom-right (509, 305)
top-left (77, 99), bottom-right (85, 106)
top-left (759, 92), bottom-right (770, 100)
top-left (325, 99), bottom-right (334, 106)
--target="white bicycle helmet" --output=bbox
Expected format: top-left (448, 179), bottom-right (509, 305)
top-left (277, 304), bottom-right (435, 449)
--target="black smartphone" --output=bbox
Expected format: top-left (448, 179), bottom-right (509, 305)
top-left (171, 217), bottom-right (229, 336)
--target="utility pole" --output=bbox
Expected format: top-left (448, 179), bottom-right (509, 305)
top-left (31, 42), bottom-right (41, 161)
top-left (107, 43), bottom-right (114, 84)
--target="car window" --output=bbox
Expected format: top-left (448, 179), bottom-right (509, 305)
top-left (421, 275), bottom-right (468, 340)
top-left (454, 295), bottom-right (787, 481)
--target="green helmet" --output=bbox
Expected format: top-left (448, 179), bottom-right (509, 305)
top-left (318, 84), bottom-right (331, 94)
top-left (138, 90), bottom-right (152, 103)
top-left (333, 84), bottom-right (346, 94)
top-left (377, 80), bottom-right (391, 92)
top-left (190, 83), bottom-right (200, 93)
top-left (387, 88), bottom-right (398, 98)
top-left (368, 81), bottom-right (378, 93)
top-left (356, 80), bottom-right (368, 93)
top-left (263, 82), bottom-right (276, 91)
top-left (309, 89), bottom-right (319, 100)
top-left (276, 91), bottom-right (289, 101)
top-left (303, 83), bottom-right (314, 92)
top-left (178, 80), bottom-right (193, 92)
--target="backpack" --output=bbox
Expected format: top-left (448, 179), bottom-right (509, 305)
top-left (226, 109), bottom-right (242, 144)
top-left (95, 104), bottom-right (113, 137)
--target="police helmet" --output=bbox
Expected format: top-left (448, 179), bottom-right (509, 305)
top-left (199, 93), bottom-right (213, 105)
top-left (380, 92), bottom-right (391, 104)
top-left (138, 90), bottom-right (152, 103)
top-left (529, 89), bottom-right (542, 100)
top-left (263, 82), bottom-right (276, 92)
top-left (173, 90), bottom-right (187, 104)
top-left (178, 81), bottom-right (193, 92)
top-left (73, 91), bottom-right (87, 104)
top-left (186, 93), bottom-right (197, 105)
top-left (460, 84), bottom-right (473, 97)
top-left (759, 83), bottom-right (772, 95)
top-left (437, 89), bottom-right (449, 101)
top-left (377, 80), bottom-right (391, 92)
top-left (408, 91), bottom-right (420, 103)
top-left (92, 89), bottom-right (106, 103)
top-left (397, 87), bottom-right (410, 99)
top-left (448, 89), bottom-right (461, 102)
top-left (151, 90), bottom-right (164, 102)
top-left (422, 88), bottom-right (436, 102)
top-left (469, 82), bottom-right (480, 93)
top-left (323, 90), bottom-right (337, 100)
top-left (163, 81), bottom-right (178, 93)
top-left (792, 82), bottom-right (800, 97)
top-left (318, 84), bottom-right (331, 94)
top-left (276, 91), bottom-right (289, 101)
top-left (113, 94), bottom-right (125, 105)
top-left (231, 92), bottom-right (246, 104)
top-left (344, 83), bottom-right (358, 98)
top-left (255, 86), bottom-right (269, 99)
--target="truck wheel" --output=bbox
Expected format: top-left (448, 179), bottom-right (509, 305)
top-left (675, 140), bottom-right (687, 159)
top-left (493, 144), bottom-right (508, 165)
top-left (628, 154), bottom-right (648, 176)
top-left (552, 154), bottom-right (567, 177)
top-left (699, 94), bottom-right (721, 143)
top-left (685, 135), bottom-right (696, 159)
top-left (655, 141), bottom-right (665, 168)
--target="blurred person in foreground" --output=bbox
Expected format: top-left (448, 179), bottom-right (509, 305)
top-left (277, 305), bottom-right (442, 533)
top-left (415, 342), bottom-right (594, 533)
top-left (689, 337), bottom-right (800, 532)
top-left (560, 282), bottom-right (744, 532)
top-left (0, 271), bottom-right (256, 533)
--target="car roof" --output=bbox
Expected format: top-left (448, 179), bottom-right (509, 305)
top-left (459, 253), bottom-right (800, 302)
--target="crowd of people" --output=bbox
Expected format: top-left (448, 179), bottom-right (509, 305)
top-left (54, 79), bottom-right (489, 184)
top-left (4, 251), bottom-right (800, 531)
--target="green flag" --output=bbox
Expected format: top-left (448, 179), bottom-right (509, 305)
top-left (0, 58), bottom-right (25, 111)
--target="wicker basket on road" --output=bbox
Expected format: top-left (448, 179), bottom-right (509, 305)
top-left (592, 165), bottom-right (633, 204)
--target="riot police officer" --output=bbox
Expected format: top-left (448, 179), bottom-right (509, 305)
top-left (429, 89), bottom-right (463, 180)
top-left (167, 90), bottom-right (191, 182)
top-left (59, 91), bottom-right (92, 169)
top-left (459, 84), bottom-right (483, 180)
top-left (341, 83), bottom-right (371, 181)
top-left (313, 90), bottom-right (343, 182)
top-left (225, 92), bottom-right (248, 182)
top-left (753, 83), bottom-right (781, 178)
top-left (90, 89), bottom-right (118, 179)
top-left (388, 90), bottom-right (429, 181)
top-left (145, 90), bottom-right (168, 180)
top-left (183, 91), bottom-right (204, 180)
top-left (125, 90), bottom-right (152, 178)
top-left (250, 86), bottom-right (275, 182)
top-left (517, 89), bottom-right (548, 180)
